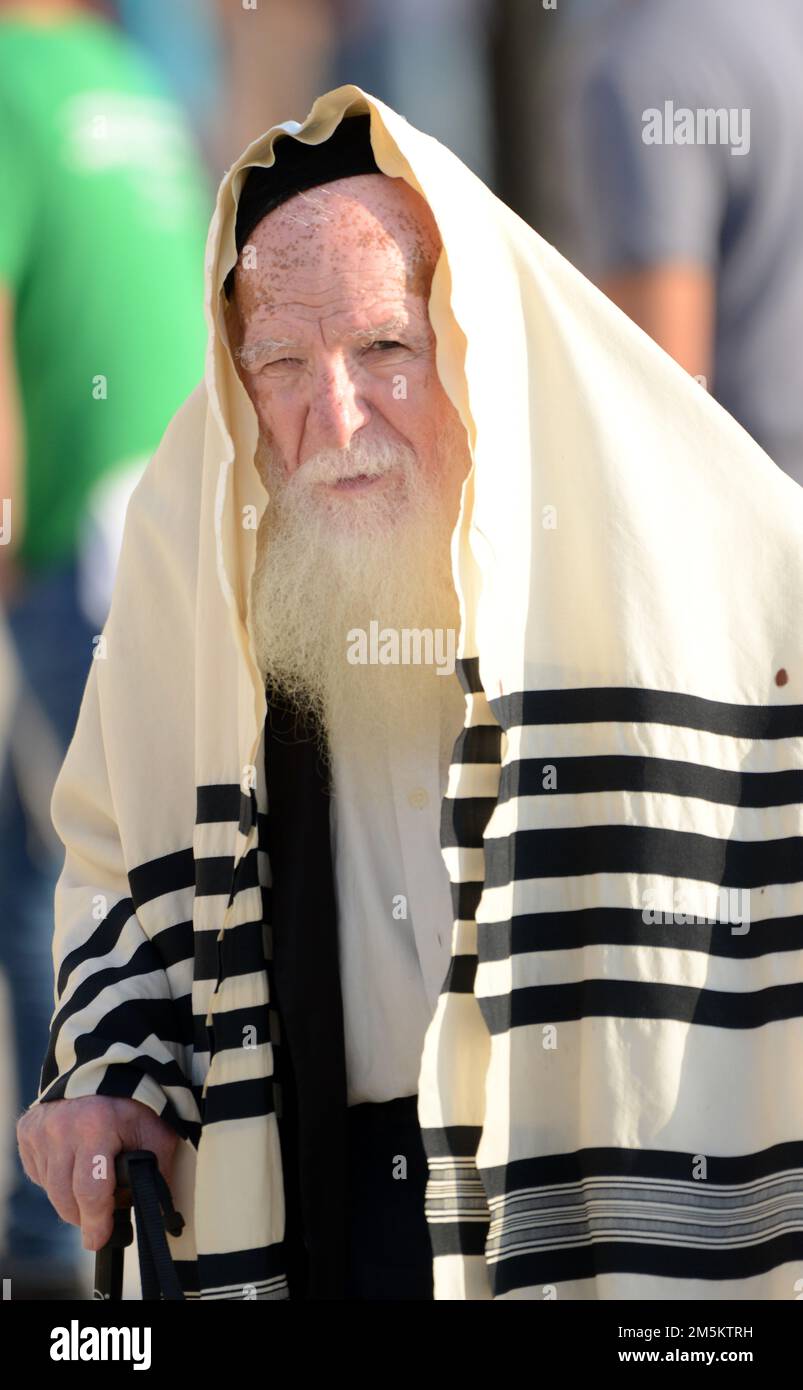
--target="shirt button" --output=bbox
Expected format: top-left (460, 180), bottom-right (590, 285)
top-left (407, 787), bottom-right (429, 810)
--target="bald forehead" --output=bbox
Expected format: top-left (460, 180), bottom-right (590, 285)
top-left (231, 173), bottom-right (441, 318)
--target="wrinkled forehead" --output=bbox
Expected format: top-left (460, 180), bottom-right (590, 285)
top-left (229, 176), bottom-right (441, 324)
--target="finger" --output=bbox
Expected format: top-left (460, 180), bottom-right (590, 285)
top-left (43, 1149), bottom-right (82, 1228)
top-left (154, 1133), bottom-right (179, 1186)
top-left (73, 1147), bottom-right (117, 1251)
top-left (135, 1113), bottom-right (179, 1183)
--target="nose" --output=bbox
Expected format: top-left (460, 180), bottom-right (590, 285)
top-left (307, 352), bottom-right (370, 454)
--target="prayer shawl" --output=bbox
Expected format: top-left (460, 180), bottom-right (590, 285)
top-left (35, 84), bottom-right (803, 1300)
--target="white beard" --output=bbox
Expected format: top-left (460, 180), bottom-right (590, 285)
top-left (248, 426), bottom-right (468, 773)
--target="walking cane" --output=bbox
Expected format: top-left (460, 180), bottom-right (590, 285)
top-left (93, 1150), bottom-right (186, 1301)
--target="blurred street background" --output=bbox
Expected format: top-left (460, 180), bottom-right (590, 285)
top-left (1, 0), bottom-right (801, 1299)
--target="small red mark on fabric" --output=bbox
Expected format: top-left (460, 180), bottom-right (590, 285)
top-left (775, 668), bottom-right (789, 687)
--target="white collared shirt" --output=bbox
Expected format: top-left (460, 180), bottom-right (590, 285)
top-left (329, 676), bottom-right (466, 1105)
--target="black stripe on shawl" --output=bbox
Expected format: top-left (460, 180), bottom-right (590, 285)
top-left (477, 906), bottom-right (803, 961)
top-left (196, 784), bottom-right (242, 823)
top-left (208, 1002), bottom-right (271, 1052)
top-left (202, 1074), bottom-right (277, 1124)
top-left (479, 979), bottom-right (803, 1033)
top-left (42, 995), bottom-right (194, 1072)
top-left (196, 783), bottom-right (257, 836)
top-left (496, 755), bottom-right (803, 808)
top-left (483, 824), bottom-right (803, 890)
top-left (127, 843), bottom-right (263, 907)
top-left (451, 723), bottom-right (503, 764)
top-left (192, 1013), bottom-right (214, 1055)
top-left (427, 1222), bottom-right (490, 1259)
top-left (442, 796), bottom-right (499, 849)
top-left (55, 897), bottom-right (138, 995)
top-left (194, 855), bottom-right (235, 897)
top-left (195, 1245), bottom-right (288, 1297)
top-left (456, 655), bottom-right (484, 694)
top-left (193, 927), bottom-right (221, 983)
top-left (450, 879), bottom-right (485, 922)
top-left (421, 1123), bottom-right (486, 1159)
top-left (441, 954), bottom-right (478, 994)
top-left (490, 686), bottom-right (803, 739)
top-left (217, 913), bottom-right (272, 979)
top-left (46, 947), bottom-right (195, 1043)
top-left (128, 847), bottom-right (195, 906)
top-left (489, 1235), bottom-right (803, 1289)
top-left (482, 1139), bottom-right (803, 1191)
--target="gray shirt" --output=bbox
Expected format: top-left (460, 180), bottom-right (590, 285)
top-left (563, 0), bottom-right (803, 484)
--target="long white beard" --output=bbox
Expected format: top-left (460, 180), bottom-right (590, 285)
top-left (248, 428), bottom-right (467, 772)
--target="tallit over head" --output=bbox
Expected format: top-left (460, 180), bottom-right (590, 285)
top-left (36, 85), bottom-right (803, 1300)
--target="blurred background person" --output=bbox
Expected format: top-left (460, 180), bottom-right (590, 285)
top-left (211, 0), bottom-right (335, 176)
top-left (326, 0), bottom-right (495, 184)
top-left (108, 0), bottom-right (334, 181)
top-left (542, 0), bottom-right (803, 485)
top-left (200, 0), bottom-right (494, 185)
top-left (0, 0), bottom-right (209, 1297)
top-left (109, 0), bottom-right (225, 174)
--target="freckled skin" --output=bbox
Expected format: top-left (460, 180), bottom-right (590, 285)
top-left (225, 173), bottom-right (468, 493)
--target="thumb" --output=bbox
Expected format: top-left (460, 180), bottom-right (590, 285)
top-left (116, 1104), bottom-right (180, 1186)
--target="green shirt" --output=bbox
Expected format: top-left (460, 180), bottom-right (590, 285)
top-left (0, 12), bottom-right (211, 571)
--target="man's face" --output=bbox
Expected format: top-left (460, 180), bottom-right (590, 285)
top-left (227, 172), bottom-right (469, 530)
top-left (226, 172), bottom-right (471, 763)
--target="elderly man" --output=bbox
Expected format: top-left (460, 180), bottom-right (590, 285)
top-left (16, 110), bottom-right (471, 1302)
top-left (15, 88), bottom-right (803, 1303)
top-left (221, 117), bottom-right (472, 1298)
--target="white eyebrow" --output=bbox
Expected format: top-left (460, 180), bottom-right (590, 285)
top-left (234, 336), bottom-right (298, 371)
top-left (344, 317), bottom-right (409, 344)
top-left (234, 318), bottom-right (412, 372)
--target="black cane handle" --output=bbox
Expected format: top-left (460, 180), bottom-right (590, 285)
top-left (93, 1149), bottom-right (185, 1300)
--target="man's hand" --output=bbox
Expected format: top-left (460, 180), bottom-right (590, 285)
top-left (16, 1096), bottom-right (180, 1251)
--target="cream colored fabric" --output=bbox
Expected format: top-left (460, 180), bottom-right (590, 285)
top-left (32, 84), bottom-right (803, 1300)
top-left (330, 679), bottom-right (464, 1105)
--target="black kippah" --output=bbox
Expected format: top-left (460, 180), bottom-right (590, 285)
top-left (224, 113), bottom-right (381, 300)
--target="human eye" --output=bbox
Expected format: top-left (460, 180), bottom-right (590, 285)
top-left (262, 356), bottom-right (302, 370)
top-left (366, 339), bottom-right (406, 353)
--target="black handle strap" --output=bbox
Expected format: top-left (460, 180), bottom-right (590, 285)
top-left (107, 1150), bottom-right (186, 1301)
